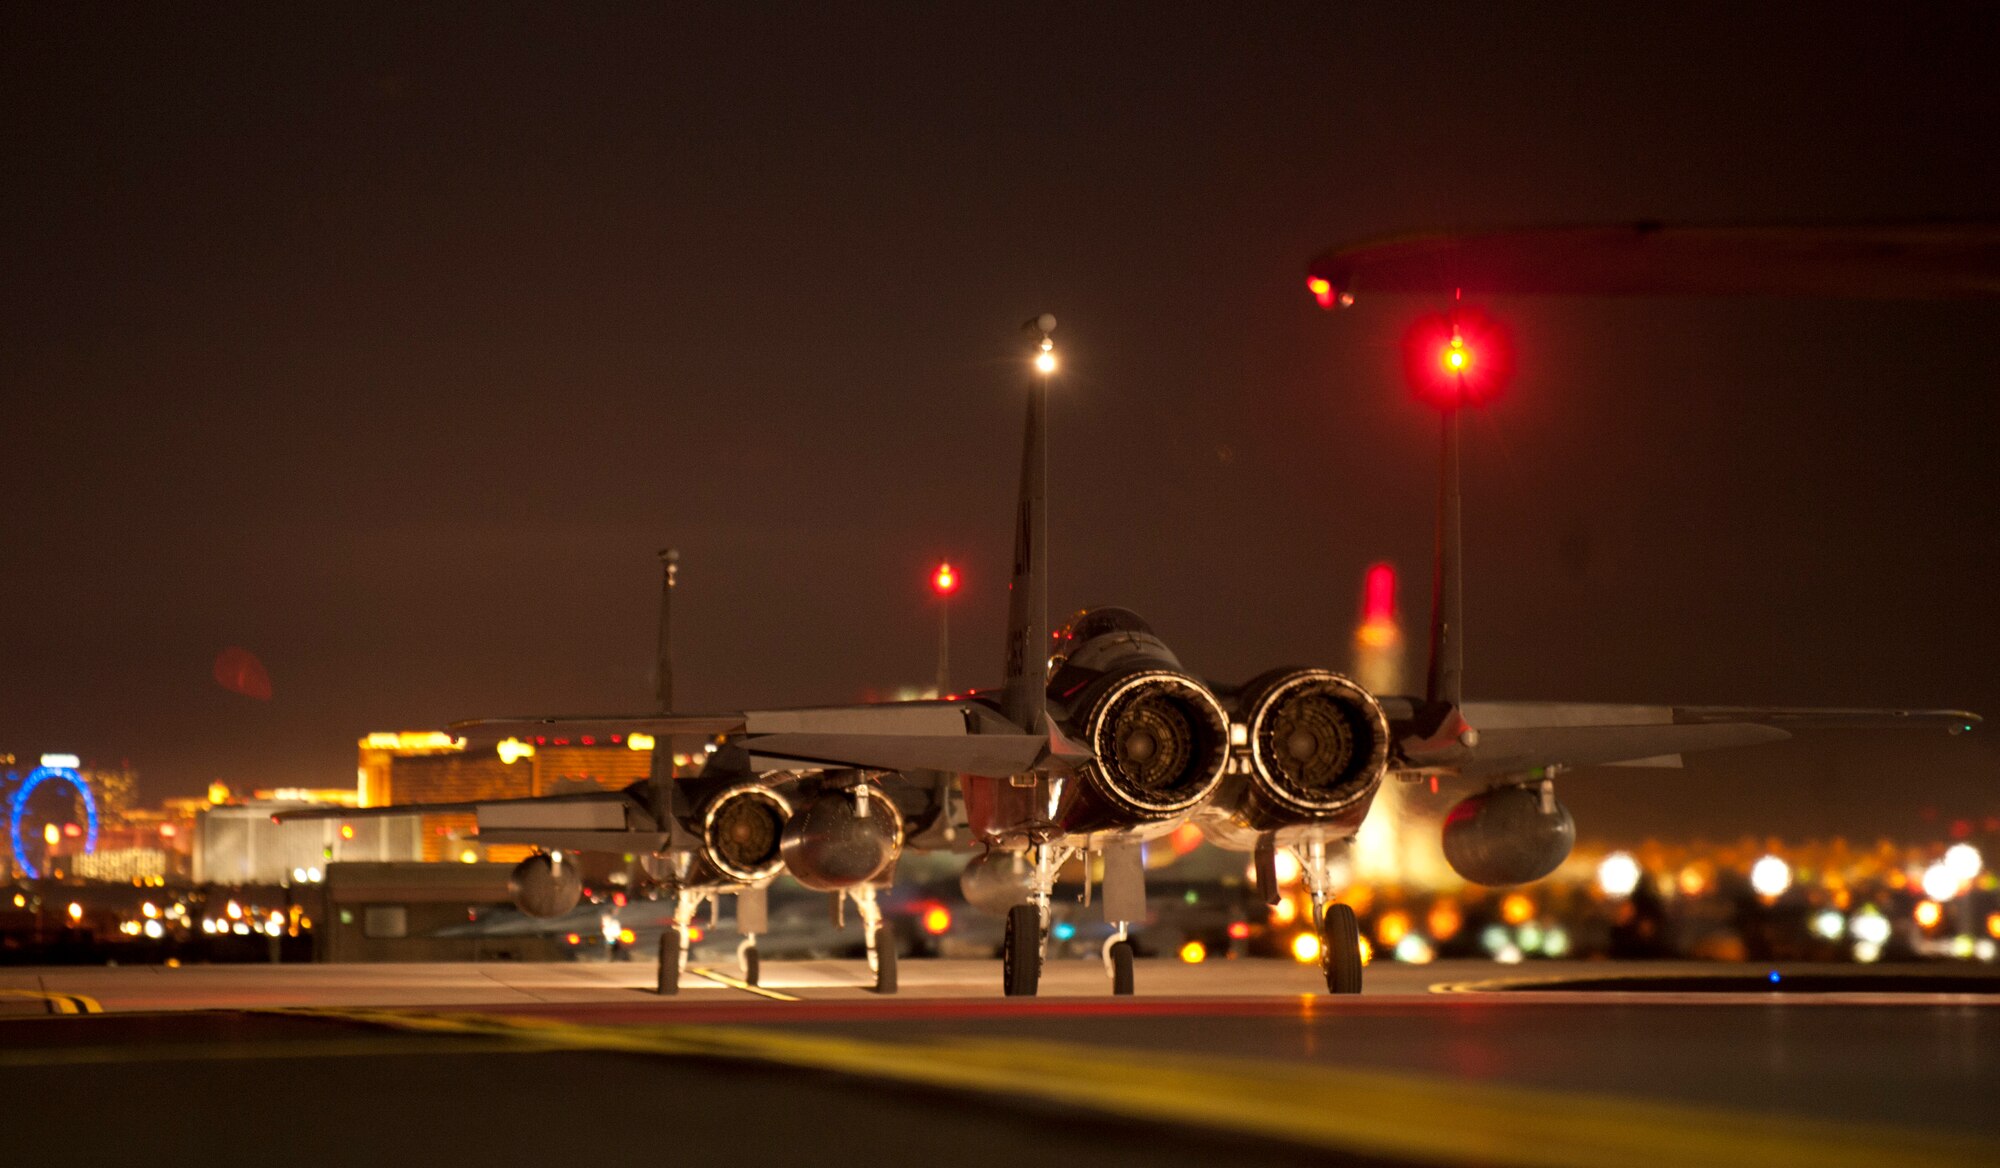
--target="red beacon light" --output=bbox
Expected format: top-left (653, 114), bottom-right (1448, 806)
top-left (1401, 306), bottom-right (1513, 410)
top-left (932, 561), bottom-right (959, 596)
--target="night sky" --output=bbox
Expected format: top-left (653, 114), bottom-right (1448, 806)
top-left (3, 6), bottom-right (1994, 840)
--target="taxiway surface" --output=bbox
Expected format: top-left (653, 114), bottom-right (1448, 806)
top-left (3, 959), bottom-right (1995, 1167)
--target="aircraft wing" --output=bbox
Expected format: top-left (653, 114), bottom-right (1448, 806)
top-left (273, 789), bottom-right (673, 852)
top-left (1428, 701), bottom-right (1979, 777)
top-left (452, 700), bottom-right (1059, 779)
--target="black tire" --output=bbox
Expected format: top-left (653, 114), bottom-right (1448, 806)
top-left (656, 928), bottom-right (681, 996)
top-left (1110, 939), bottom-right (1135, 996)
top-left (1003, 904), bottom-right (1041, 996)
top-left (1320, 904), bottom-right (1363, 995)
top-left (741, 945), bottom-right (761, 987)
top-left (872, 927), bottom-right (899, 995)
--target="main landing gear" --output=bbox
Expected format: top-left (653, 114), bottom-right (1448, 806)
top-left (1295, 837), bottom-right (1363, 994)
top-left (849, 884), bottom-right (897, 995)
top-left (1000, 843), bottom-right (1072, 997)
top-left (656, 887), bottom-right (705, 996)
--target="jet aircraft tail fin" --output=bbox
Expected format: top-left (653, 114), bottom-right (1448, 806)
top-left (997, 315), bottom-right (1058, 732)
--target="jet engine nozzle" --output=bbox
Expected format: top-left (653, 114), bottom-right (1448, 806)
top-left (509, 852), bottom-right (583, 919)
top-left (1241, 669), bottom-right (1390, 822)
top-left (779, 783), bottom-right (904, 891)
top-left (1441, 785), bottom-right (1575, 886)
top-left (701, 784), bottom-right (791, 884)
top-left (1077, 670), bottom-right (1231, 819)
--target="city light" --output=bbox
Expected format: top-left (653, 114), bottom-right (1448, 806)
top-left (1850, 907), bottom-right (1892, 945)
top-left (1291, 932), bottom-right (1320, 963)
top-left (1179, 940), bottom-right (1207, 964)
top-left (1500, 893), bottom-right (1535, 926)
top-left (1922, 861), bottom-right (1961, 902)
top-left (497, 738), bottom-right (535, 765)
top-left (1915, 900), bottom-right (1943, 929)
top-left (1427, 900), bottom-right (1462, 941)
top-left (1271, 896), bottom-right (1298, 925)
top-left (66, 902), bottom-right (82, 921)
top-left (627, 732), bottom-right (655, 751)
top-left (1271, 850), bottom-right (1302, 886)
top-left (921, 905), bottom-right (952, 935)
top-left (1375, 910), bottom-right (1411, 947)
top-left (1811, 910), bottom-right (1846, 941)
top-left (1597, 851), bottom-right (1642, 898)
top-left (1944, 843), bottom-right (1983, 883)
top-left (1749, 855), bottom-right (1792, 900)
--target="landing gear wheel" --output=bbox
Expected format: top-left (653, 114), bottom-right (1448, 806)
top-left (1320, 903), bottom-right (1363, 995)
top-left (1002, 904), bottom-right (1041, 997)
top-left (1109, 940), bottom-right (1135, 996)
top-left (872, 926), bottom-right (899, 995)
top-left (656, 928), bottom-right (681, 996)
top-left (739, 942), bottom-right (761, 987)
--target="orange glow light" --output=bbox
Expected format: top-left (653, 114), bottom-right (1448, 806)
top-left (1986, 913), bottom-right (2000, 939)
top-left (1291, 932), bottom-right (1320, 963)
top-left (1357, 936), bottom-right (1374, 966)
top-left (618, 929), bottom-right (636, 945)
top-left (1307, 275), bottom-right (1335, 308)
top-left (1427, 900), bottom-right (1463, 941)
top-left (1178, 940), bottom-right (1207, 964)
top-left (1272, 896), bottom-right (1298, 925)
top-left (1228, 921), bottom-right (1251, 940)
top-left (1915, 900), bottom-right (1943, 929)
top-left (1375, 910), bottom-right (1411, 947)
top-left (1500, 893), bottom-right (1536, 926)
top-left (922, 905), bottom-right (952, 935)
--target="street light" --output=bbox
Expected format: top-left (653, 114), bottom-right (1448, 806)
top-left (932, 560), bottom-right (959, 696)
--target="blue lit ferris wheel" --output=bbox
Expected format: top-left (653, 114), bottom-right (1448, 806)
top-left (9, 763), bottom-right (99, 880)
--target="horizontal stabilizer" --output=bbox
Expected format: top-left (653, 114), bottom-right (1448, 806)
top-left (1671, 707), bottom-right (1981, 732)
top-left (272, 789), bottom-right (635, 823)
top-left (449, 714), bottom-right (746, 742)
top-left (747, 732), bottom-right (1050, 778)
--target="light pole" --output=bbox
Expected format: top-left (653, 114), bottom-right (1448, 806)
top-left (932, 561), bottom-right (958, 696)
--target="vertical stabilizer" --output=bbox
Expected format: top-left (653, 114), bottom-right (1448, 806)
top-left (999, 315), bottom-right (1057, 732)
top-left (1423, 412), bottom-right (1464, 708)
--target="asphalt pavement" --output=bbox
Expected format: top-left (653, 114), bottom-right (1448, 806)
top-left (2, 959), bottom-right (1995, 1168)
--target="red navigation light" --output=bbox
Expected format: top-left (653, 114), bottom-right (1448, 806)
top-left (1402, 307), bottom-right (1513, 409)
top-left (932, 561), bottom-right (959, 596)
top-left (1362, 562), bottom-right (1396, 624)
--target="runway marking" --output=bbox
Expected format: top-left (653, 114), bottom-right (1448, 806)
top-left (301, 1008), bottom-right (2000, 1168)
top-left (0, 988), bottom-right (102, 1015)
top-left (685, 966), bottom-right (800, 1001)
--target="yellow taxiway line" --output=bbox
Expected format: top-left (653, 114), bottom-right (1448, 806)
top-left (685, 966), bottom-right (801, 1001)
top-left (0, 987), bottom-right (102, 1015)
top-left (281, 1007), bottom-right (1996, 1168)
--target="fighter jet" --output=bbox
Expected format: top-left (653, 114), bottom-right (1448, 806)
top-left (287, 312), bottom-right (1978, 1000)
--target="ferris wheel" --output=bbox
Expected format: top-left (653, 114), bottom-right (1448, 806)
top-left (9, 760), bottom-right (99, 880)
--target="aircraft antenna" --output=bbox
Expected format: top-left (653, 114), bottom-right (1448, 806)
top-left (656, 547), bottom-right (679, 713)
